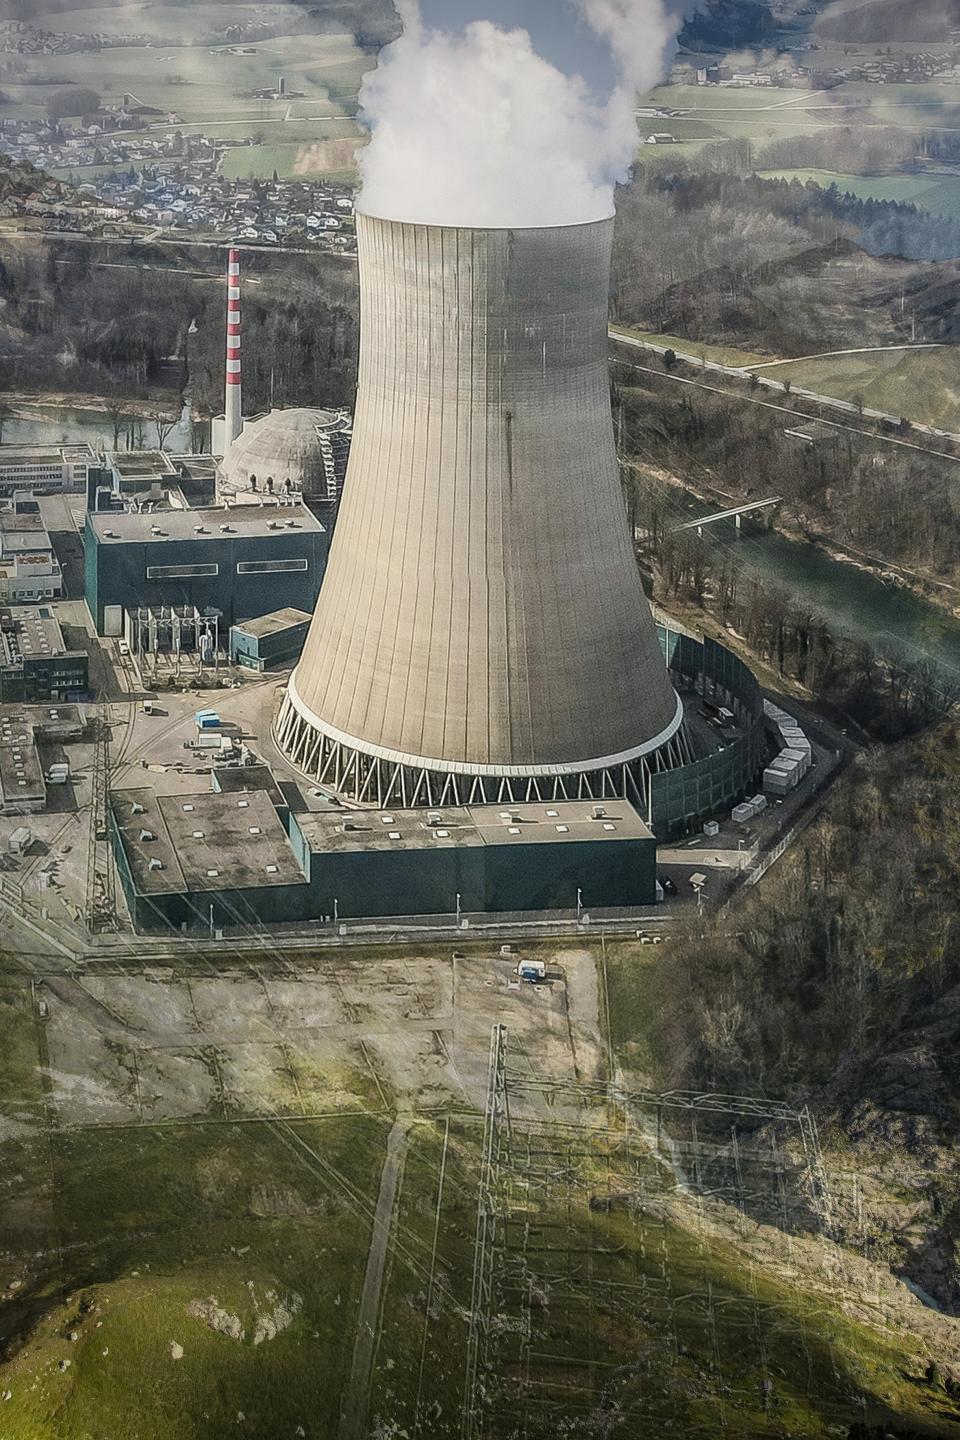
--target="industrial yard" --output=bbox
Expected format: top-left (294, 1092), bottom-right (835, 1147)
top-left (2, 931), bottom-right (959, 1438)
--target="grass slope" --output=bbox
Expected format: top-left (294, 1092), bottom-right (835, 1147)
top-left (752, 345), bottom-right (960, 428)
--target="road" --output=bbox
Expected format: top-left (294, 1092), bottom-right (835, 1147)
top-left (338, 1119), bottom-right (410, 1440)
top-left (611, 345), bottom-right (960, 468)
top-left (609, 328), bottom-right (960, 447)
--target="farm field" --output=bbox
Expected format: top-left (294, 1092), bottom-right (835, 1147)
top-left (752, 345), bottom-right (960, 428)
top-left (17, 2), bottom-right (312, 40)
top-left (644, 83), bottom-right (851, 143)
top-left (219, 132), bottom-right (365, 181)
top-left (758, 167), bottom-right (960, 219)
top-left (0, 30), bottom-right (373, 127)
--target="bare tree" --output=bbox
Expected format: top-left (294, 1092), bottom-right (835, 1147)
top-left (154, 409), bottom-right (179, 451)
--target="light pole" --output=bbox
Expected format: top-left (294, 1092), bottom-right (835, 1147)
top-left (456, 892), bottom-right (462, 927)
top-left (333, 897), bottom-right (339, 925)
top-left (577, 887), bottom-right (583, 922)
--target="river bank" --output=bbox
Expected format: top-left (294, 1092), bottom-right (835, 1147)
top-left (631, 459), bottom-right (960, 689)
top-left (0, 394), bottom-right (198, 453)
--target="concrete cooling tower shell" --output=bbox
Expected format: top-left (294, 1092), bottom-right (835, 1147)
top-left (277, 212), bottom-right (689, 807)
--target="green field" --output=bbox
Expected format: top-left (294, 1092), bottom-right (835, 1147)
top-left (759, 167), bottom-right (960, 219)
top-left (752, 345), bottom-right (960, 429)
top-left (0, 29), bottom-right (373, 126)
top-left (218, 135), bottom-right (364, 180)
top-left (611, 323), bottom-right (772, 369)
top-left (643, 83), bottom-right (849, 144)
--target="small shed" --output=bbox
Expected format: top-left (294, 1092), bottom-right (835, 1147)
top-left (229, 608), bottom-right (312, 672)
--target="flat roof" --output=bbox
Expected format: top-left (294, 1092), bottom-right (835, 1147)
top-left (0, 443), bottom-right (94, 461)
top-left (0, 450), bottom-right (64, 467)
top-left (109, 450), bottom-right (177, 480)
top-left (2, 530), bottom-right (54, 555)
top-left (0, 735), bottom-right (44, 808)
top-left (0, 514), bottom-right (46, 534)
top-left (90, 502), bottom-right (325, 545)
top-left (295, 800), bottom-right (654, 856)
top-left (0, 608), bottom-right (69, 667)
top-left (112, 787), bottom-right (307, 897)
top-left (0, 703), bottom-right (85, 739)
top-left (212, 763), bottom-right (286, 808)
top-left (231, 607), bottom-right (312, 639)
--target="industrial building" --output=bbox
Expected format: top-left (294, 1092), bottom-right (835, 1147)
top-left (110, 783), bottom-right (657, 933)
top-left (218, 407), bottom-right (352, 519)
top-left (277, 213), bottom-right (694, 812)
top-left (0, 516), bottom-right (62, 603)
top-left (84, 501), bottom-right (328, 636)
top-left (273, 212), bottom-right (771, 843)
top-left (110, 786), bottom-right (310, 933)
top-left (0, 443), bottom-right (96, 498)
top-left (0, 703), bottom-right (87, 815)
top-left (287, 799), bottom-right (657, 922)
top-left (0, 609), bottom-right (88, 703)
top-left (228, 608), bottom-right (312, 672)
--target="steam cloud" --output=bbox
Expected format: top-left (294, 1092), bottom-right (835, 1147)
top-left (358, 0), bottom-right (683, 227)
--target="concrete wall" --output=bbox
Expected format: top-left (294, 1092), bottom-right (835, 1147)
top-left (85, 520), bottom-right (328, 634)
top-left (117, 813), bottom-right (656, 933)
top-left (288, 816), bottom-right (657, 920)
top-left (288, 215), bottom-right (680, 776)
top-left (229, 618), bottom-right (311, 671)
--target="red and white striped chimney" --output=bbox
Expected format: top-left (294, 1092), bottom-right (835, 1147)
top-left (224, 247), bottom-right (242, 458)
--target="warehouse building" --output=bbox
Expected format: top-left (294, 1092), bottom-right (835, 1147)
top-left (110, 786), bottom-right (309, 933)
top-left (228, 608), bottom-right (312, 672)
top-left (287, 800), bottom-right (658, 921)
top-left (84, 502), bottom-right (328, 635)
top-left (111, 784), bottom-right (657, 933)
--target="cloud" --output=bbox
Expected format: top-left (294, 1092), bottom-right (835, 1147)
top-left (357, 0), bottom-right (684, 227)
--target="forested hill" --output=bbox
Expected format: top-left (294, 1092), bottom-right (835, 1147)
top-left (818, 0), bottom-right (960, 42)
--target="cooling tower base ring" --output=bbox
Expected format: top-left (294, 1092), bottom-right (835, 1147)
top-left (275, 678), bottom-right (693, 819)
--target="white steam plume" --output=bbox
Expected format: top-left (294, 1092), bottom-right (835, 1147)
top-left (358, 0), bottom-right (682, 227)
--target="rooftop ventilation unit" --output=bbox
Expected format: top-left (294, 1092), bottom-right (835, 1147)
top-left (592, 805), bottom-right (607, 820)
top-left (148, 858), bottom-right (163, 871)
top-left (131, 801), bottom-right (145, 815)
top-left (138, 829), bottom-right (154, 842)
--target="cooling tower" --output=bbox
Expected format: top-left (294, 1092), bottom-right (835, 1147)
top-left (276, 212), bottom-right (691, 810)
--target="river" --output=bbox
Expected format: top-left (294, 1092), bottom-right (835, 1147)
top-left (2, 400), bottom-right (196, 453)
top-left (668, 486), bottom-right (960, 688)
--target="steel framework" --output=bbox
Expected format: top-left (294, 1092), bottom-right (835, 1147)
top-left (461, 1029), bottom-right (838, 1440)
top-left (275, 692), bottom-right (695, 818)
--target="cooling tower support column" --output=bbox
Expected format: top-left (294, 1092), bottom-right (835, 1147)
top-left (277, 213), bottom-right (691, 816)
top-left (223, 247), bottom-right (242, 459)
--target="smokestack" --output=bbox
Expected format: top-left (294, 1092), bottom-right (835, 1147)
top-left (224, 247), bottom-right (242, 459)
top-left (276, 213), bottom-right (690, 811)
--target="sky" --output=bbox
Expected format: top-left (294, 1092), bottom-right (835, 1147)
top-left (417, 0), bottom-right (620, 96)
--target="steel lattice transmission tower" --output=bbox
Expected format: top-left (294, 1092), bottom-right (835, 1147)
top-left (277, 213), bottom-right (692, 811)
top-left (85, 710), bottom-right (117, 933)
